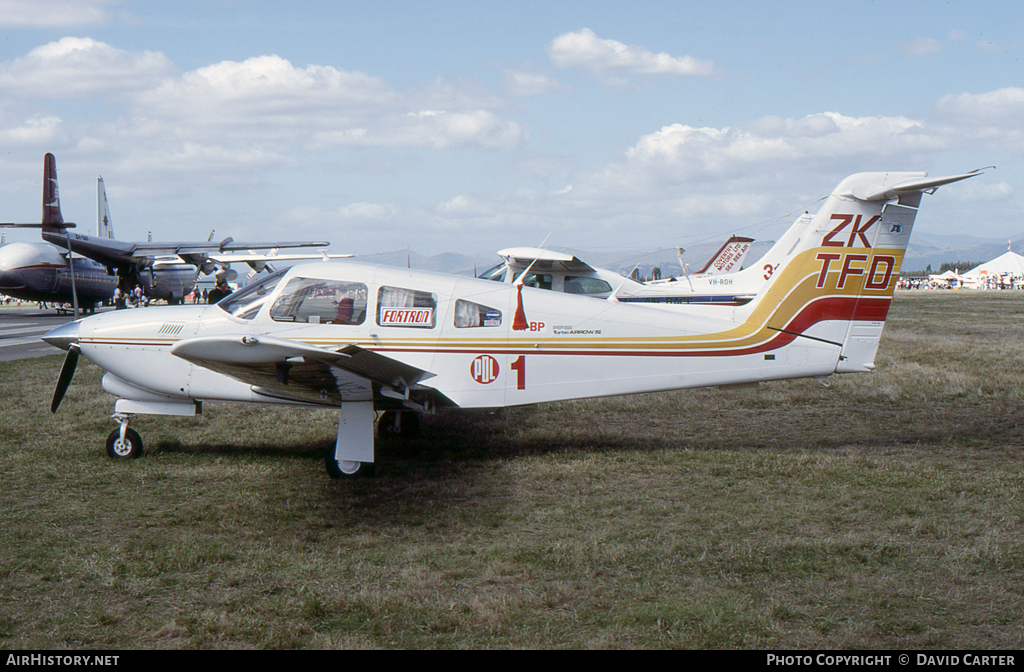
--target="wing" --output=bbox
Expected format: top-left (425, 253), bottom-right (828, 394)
top-left (170, 334), bottom-right (452, 409)
top-left (497, 247), bottom-right (596, 273)
top-left (137, 238), bottom-right (331, 257)
top-left (204, 250), bottom-right (353, 273)
top-left (206, 252), bottom-right (353, 263)
top-left (39, 231), bottom-right (330, 271)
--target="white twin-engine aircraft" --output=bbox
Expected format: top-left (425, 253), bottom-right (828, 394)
top-left (43, 170), bottom-right (981, 478)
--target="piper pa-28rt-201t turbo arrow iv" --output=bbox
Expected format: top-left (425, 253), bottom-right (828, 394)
top-left (43, 169), bottom-right (983, 478)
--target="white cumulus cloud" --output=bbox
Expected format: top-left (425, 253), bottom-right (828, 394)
top-left (547, 28), bottom-right (718, 85)
top-left (504, 70), bottom-right (563, 96)
top-left (0, 37), bottom-right (176, 98)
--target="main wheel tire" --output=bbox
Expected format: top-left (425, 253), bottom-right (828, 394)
top-left (324, 448), bottom-right (375, 479)
top-left (106, 427), bottom-right (143, 459)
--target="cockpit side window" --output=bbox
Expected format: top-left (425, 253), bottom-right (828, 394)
top-left (216, 269), bottom-right (286, 320)
top-left (269, 277), bottom-right (368, 325)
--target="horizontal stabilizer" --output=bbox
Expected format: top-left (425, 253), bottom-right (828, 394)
top-left (848, 170), bottom-right (986, 202)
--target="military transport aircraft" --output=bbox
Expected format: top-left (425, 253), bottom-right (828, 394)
top-left (42, 169), bottom-right (982, 479)
top-left (3, 154), bottom-right (335, 305)
top-left (3, 155), bottom-right (350, 309)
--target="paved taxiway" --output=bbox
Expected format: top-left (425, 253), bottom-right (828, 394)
top-left (0, 308), bottom-right (82, 361)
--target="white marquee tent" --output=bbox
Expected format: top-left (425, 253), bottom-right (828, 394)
top-left (960, 250), bottom-right (1024, 287)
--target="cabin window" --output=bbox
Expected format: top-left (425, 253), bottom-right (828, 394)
top-left (564, 276), bottom-right (613, 296)
top-left (269, 277), bottom-right (368, 325)
top-left (521, 272), bottom-right (553, 290)
top-left (216, 269), bottom-right (286, 320)
top-left (377, 286), bottom-right (437, 328)
top-left (454, 300), bottom-right (502, 328)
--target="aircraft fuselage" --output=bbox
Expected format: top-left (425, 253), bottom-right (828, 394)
top-left (0, 241), bottom-right (198, 306)
top-left (74, 259), bottom-right (851, 412)
top-left (0, 242), bottom-right (113, 306)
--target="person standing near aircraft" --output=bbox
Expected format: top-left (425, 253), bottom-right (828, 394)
top-left (207, 278), bottom-right (232, 303)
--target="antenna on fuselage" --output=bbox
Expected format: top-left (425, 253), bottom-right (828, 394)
top-left (512, 258), bottom-right (539, 286)
top-left (676, 246), bottom-right (693, 291)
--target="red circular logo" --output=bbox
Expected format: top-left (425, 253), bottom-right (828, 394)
top-left (470, 355), bottom-right (500, 384)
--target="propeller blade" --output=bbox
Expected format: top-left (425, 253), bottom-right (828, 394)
top-left (51, 344), bottom-right (80, 413)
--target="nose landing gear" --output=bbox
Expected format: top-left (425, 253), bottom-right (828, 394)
top-left (106, 413), bottom-right (143, 459)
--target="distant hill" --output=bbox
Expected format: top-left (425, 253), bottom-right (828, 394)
top-left (901, 231), bottom-right (1024, 272)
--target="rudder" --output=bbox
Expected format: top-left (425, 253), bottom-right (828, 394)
top-left (42, 153), bottom-right (65, 232)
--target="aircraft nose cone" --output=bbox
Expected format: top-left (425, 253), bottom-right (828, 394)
top-left (42, 320), bottom-right (81, 352)
top-left (0, 269), bottom-right (26, 290)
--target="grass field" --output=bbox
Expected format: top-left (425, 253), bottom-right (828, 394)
top-left (1, 290), bottom-right (1023, 649)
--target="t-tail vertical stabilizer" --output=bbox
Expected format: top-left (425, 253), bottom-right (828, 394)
top-left (735, 170), bottom-right (984, 375)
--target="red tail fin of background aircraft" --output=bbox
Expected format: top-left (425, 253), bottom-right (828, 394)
top-left (42, 152), bottom-right (66, 233)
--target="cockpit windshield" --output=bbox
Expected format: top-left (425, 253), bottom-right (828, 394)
top-left (216, 269), bottom-right (287, 320)
top-left (479, 263), bottom-right (508, 282)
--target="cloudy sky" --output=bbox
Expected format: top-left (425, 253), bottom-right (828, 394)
top-left (1, 0), bottom-right (1021, 262)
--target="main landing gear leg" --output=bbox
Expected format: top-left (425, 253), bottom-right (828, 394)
top-left (106, 412), bottom-right (143, 459)
top-left (325, 401), bottom-right (375, 479)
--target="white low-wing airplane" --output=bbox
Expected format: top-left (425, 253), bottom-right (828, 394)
top-left (43, 170), bottom-right (982, 478)
top-left (480, 234), bottom-right (757, 306)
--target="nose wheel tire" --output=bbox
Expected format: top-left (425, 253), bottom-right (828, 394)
top-left (106, 427), bottom-right (143, 459)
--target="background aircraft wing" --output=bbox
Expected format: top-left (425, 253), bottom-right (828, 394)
top-left (170, 335), bottom-right (449, 407)
top-left (202, 250), bottom-right (353, 273)
top-left (130, 239), bottom-right (330, 257)
top-left (37, 234), bottom-right (331, 271)
top-left (206, 252), bottom-right (353, 263)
